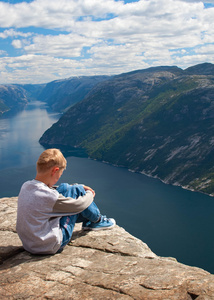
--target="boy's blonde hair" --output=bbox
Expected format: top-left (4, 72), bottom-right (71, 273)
top-left (36, 148), bottom-right (67, 173)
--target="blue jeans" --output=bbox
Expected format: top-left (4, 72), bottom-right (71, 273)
top-left (58, 201), bottom-right (101, 252)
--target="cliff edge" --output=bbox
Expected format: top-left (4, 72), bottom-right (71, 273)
top-left (0, 197), bottom-right (214, 299)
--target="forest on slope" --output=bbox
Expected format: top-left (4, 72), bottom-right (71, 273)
top-left (40, 63), bottom-right (214, 196)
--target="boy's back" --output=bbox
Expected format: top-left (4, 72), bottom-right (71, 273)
top-left (17, 179), bottom-right (62, 254)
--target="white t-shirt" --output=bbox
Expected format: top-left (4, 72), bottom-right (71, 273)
top-left (16, 179), bottom-right (93, 254)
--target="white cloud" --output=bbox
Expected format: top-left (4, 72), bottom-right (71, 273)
top-left (195, 44), bottom-right (214, 54)
top-left (0, 0), bottom-right (213, 84)
top-left (0, 29), bottom-right (32, 39)
top-left (0, 54), bottom-right (83, 84)
top-left (11, 39), bottom-right (22, 49)
top-left (0, 50), bottom-right (7, 56)
top-left (23, 33), bottom-right (97, 57)
top-left (180, 0), bottom-right (214, 2)
top-left (0, 0), bottom-right (122, 29)
top-left (175, 53), bottom-right (214, 66)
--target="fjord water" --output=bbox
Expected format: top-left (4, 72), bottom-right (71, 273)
top-left (0, 101), bottom-right (214, 274)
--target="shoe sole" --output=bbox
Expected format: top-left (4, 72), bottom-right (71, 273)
top-left (82, 220), bottom-right (116, 231)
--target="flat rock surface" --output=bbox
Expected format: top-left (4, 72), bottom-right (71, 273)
top-left (1, 197), bottom-right (214, 299)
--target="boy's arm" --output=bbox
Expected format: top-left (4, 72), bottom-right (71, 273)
top-left (53, 190), bottom-right (94, 214)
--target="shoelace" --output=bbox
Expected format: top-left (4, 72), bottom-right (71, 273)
top-left (101, 215), bottom-right (110, 222)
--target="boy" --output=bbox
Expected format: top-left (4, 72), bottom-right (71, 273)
top-left (16, 148), bottom-right (115, 255)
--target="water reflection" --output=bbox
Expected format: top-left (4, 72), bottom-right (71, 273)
top-left (0, 101), bottom-right (61, 170)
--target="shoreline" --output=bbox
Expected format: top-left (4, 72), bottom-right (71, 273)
top-left (41, 144), bottom-right (214, 198)
top-left (95, 158), bottom-right (214, 198)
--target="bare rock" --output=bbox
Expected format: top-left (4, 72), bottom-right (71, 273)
top-left (1, 197), bottom-right (214, 299)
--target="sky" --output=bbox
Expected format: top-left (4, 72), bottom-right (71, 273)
top-left (0, 0), bottom-right (214, 84)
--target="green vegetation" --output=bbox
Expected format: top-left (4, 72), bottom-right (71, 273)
top-left (40, 64), bottom-right (214, 196)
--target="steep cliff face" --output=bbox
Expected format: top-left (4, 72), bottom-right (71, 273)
top-left (0, 85), bottom-right (28, 115)
top-left (1, 196), bottom-right (214, 299)
top-left (38, 75), bottom-right (111, 112)
top-left (40, 64), bottom-right (214, 196)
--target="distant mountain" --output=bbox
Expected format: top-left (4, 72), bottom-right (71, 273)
top-left (0, 76), bottom-right (111, 116)
top-left (184, 62), bottom-right (214, 75)
top-left (20, 83), bottom-right (46, 100)
top-left (40, 63), bottom-right (214, 196)
top-left (38, 75), bottom-right (111, 112)
top-left (0, 85), bottom-right (28, 116)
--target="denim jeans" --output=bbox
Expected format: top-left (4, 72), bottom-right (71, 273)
top-left (58, 201), bottom-right (101, 252)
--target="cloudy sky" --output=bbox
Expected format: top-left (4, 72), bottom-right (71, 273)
top-left (0, 0), bottom-right (214, 84)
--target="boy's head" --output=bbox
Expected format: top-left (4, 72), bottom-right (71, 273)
top-left (36, 148), bottom-right (67, 174)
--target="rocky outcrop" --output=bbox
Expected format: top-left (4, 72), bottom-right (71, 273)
top-left (1, 197), bottom-right (214, 299)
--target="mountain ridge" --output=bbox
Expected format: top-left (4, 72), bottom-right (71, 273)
top-left (37, 75), bottom-right (112, 112)
top-left (39, 63), bottom-right (214, 196)
top-left (0, 76), bottom-right (111, 115)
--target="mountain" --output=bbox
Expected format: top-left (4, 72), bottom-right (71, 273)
top-left (40, 63), bottom-right (214, 196)
top-left (0, 85), bottom-right (28, 116)
top-left (20, 83), bottom-right (46, 100)
top-left (0, 76), bottom-right (111, 116)
top-left (184, 62), bottom-right (214, 75)
top-left (38, 75), bottom-right (111, 112)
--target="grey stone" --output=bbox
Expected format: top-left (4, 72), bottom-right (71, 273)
top-left (1, 197), bottom-right (214, 299)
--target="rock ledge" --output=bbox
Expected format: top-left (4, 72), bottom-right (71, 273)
top-left (1, 197), bottom-right (214, 299)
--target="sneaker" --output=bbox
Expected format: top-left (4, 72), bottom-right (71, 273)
top-left (82, 215), bottom-right (116, 231)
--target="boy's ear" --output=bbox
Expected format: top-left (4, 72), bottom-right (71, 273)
top-left (51, 166), bottom-right (59, 175)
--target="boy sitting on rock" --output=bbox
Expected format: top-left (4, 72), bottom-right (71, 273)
top-left (16, 148), bottom-right (115, 254)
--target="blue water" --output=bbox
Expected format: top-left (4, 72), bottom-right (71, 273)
top-left (0, 101), bottom-right (214, 274)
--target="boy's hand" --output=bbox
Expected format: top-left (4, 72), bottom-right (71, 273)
top-left (83, 185), bottom-right (95, 197)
